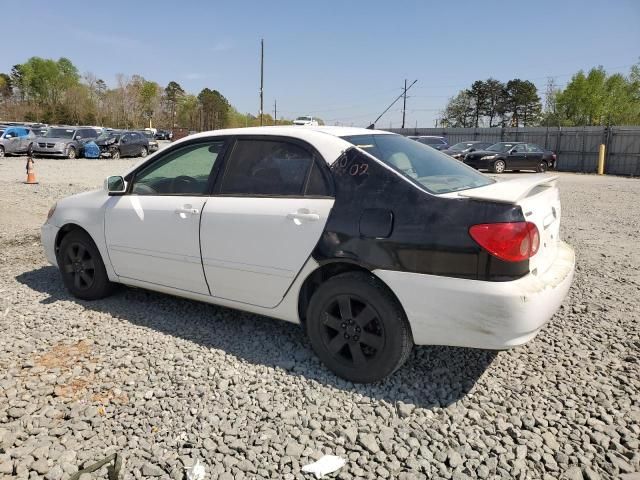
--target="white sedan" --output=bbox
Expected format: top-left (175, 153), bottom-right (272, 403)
top-left (42, 126), bottom-right (575, 383)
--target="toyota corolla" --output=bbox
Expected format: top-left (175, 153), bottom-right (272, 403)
top-left (42, 126), bottom-right (575, 383)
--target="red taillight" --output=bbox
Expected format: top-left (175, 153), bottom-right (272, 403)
top-left (469, 222), bottom-right (540, 262)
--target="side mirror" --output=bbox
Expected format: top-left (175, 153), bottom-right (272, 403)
top-left (104, 176), bottom-right (126, 194)
top-left (5, 134), bottom-right (13, 139)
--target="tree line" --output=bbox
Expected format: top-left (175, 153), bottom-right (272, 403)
top-left (439, 63), bottom-right (640, 128)
top-left (0, 56), bottom-right (290, 130)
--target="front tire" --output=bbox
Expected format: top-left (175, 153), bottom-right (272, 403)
top-left (0, 146), bottom-right (4, 158)
top-left (536, 161), bottom-right (548, 173)
top-left (139, 146), bottom-right (148, 158)
top-left (111, 148), bottom-right (121, 160)
top-left (57, 230), bottom-right (115, 300)
top-left (67, 146), bottom-right (77, 159)
top-left (306, 272), bottom-right (413, 383)
top-left (27, 143), bottom-right (34, 156)
top-left (492, 159), bottom-right (506, 173)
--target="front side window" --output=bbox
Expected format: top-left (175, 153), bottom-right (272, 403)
top-left (132, 141), bottom-right (225, 195)
top-left (341, 134), bottom-right (493, 194)
top-left (220, 139), bottom-right (314, 196)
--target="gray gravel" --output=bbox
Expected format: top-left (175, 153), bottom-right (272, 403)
top-left (0, 159), bottom-right (639, 480)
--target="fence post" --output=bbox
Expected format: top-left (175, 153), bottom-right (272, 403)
top-left (605, 126), bottom-right (612, 175)
top-left (581, 126), bottom-right (587, 172)
top-left (598, 144), bottom-right (606, 175)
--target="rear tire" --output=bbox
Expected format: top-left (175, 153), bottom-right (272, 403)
top-left (536, 161), bottom-right (548, 173)
top-left (306, 272), bottom-right (413, 383)
top-left (57, 230), bottom-right (116, 300)
top-left (492, 159), bottom-right (506, 174)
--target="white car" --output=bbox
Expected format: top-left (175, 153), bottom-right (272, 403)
top-left (41, 126), bottom-right (575, 383)
top-left (293, 116), bottom-right (319, 126)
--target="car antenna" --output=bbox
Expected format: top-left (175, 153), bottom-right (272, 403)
top-left (366, 80), bottom-right (417, 129)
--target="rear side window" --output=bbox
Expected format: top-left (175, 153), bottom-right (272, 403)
top-left (221, 139), bottom-right (314, 196)
top-left (527, 144), bottom-right (543, 153)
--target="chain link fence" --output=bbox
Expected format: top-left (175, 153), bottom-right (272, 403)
top-left (383, 126), bottom-right (640, 176)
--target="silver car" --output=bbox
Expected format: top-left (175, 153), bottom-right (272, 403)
top-left (0, 126), bottom-right (36, 157)
top-left (32, 127), bottom-right (99, 159)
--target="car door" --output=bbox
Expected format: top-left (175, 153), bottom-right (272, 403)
top-left (526, 144), bottom-right (544, 168)
top-left (508, 144), bottom-right (528, 169)
top-left (200, 137), bottom-right (335, 308)
top-left (104, 139), bottom-right (227, 294)
top-left (119, 133), bottom-right (133, 156)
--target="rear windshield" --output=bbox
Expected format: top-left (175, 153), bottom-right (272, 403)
top-left (418, 137), bottom-right (444, 145)
top-left (341, 134), bottom-right (494, 194)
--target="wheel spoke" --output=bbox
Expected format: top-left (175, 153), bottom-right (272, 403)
top-left (359, 331), bottom-right (383, 351)
top-left (80, 272), bottom-right (92, 285)
top-left (81, 260), bottom-right (95, 270)
top-left (76, 245), bottom-right (86, 260)
top-left (327, 334), bottom-right (347, 354)
top-left (349, 343), bottom-right (367, 366)
top-left (353, 305), bottom-right (376, 328)
top-left (337, 295), bottom-right (353, 320)
top-left (73, 273), bottom-right (82, 289)
top-left (63, 264), bottom-right (75, 273)
top-left (323, 314), bottom-right (343, 332)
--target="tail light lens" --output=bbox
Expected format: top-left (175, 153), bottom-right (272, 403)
top-left (469, 222), bottom-right (540, 262)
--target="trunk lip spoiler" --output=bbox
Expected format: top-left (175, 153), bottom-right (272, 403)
top-left (455, 174), bottom-right (559, 204)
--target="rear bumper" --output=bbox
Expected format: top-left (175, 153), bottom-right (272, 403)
top-left (41, 222), bottom-right (59, 267)
top-left (374, 241), bottom-right (575, 349)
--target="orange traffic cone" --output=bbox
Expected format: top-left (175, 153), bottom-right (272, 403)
top-left (25, 157), bottom-right (38, 184)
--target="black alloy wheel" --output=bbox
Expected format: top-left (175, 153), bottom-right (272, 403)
top-left (320, 294), bottom-right (385, 368)
top-left (62, 242), bottom-right (96, 291)
top-left (306, 272), bottom-right (413, 383)
top-left (58, 230), bottom-right (116, 300)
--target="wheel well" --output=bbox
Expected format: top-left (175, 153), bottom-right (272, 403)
top-left (55, 224), bottom-right (91, 257)
top-left (297, 261), bottom-right (405, 325)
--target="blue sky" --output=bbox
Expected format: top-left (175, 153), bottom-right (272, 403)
top-left (3, 0), bottom-right (639, 127)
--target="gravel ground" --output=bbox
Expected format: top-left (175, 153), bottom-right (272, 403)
top-left (0, 158), bottom-right (638, 480)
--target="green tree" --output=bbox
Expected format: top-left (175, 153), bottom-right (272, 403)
top-left (165, 81), bottom-right (185, 127)
top-left (504, 79), bottom-right (541, 126)
top-left (440, 91), bottom-right (474, 127)
top-left (466, 80), bottom-right (489, 128)
top-left (483, 78), bottom-right (506, 127)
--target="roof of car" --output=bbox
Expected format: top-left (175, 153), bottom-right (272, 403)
top-left (183, 126), bottom-right (395, 165)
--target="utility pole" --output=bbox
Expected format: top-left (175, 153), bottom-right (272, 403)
top-left (273, 99), bottom-right (277, 125)
top-left (259, 39), bottom-right (264, 126)
top-left (402, 79), bottom-right (407, 129)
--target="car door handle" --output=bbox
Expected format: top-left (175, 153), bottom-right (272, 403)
top-left (286, 212), bottom-right (320, 222)
top-left (174, 208), bottom-right (199, 215)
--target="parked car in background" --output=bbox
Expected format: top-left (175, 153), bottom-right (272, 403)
top-left (464, 142), bottom-right (556, 173)
top-left (33, 127), bottom-right (99, 159)
top-left (138, 130), bottom-right (159, 152)
top-left (42, 126), bottom-right (574, 383)
top-left (441, 141), bottom-right (494, 160)
top-left (0, 126), bottom-right (36, 157)
top-left (293, 116), bottom-right (319, 126)
top-left (409, 135), bottom-right (449, 150)
top-left (155, 130), bottom-right (171, 140)
top-left (96, 131), bottom-right (149, 159)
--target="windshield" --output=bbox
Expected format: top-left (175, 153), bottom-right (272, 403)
top-left (0, 130), bottom-right (4, 137)
top-left (450, 142), bottom-right (477, 151)
top-left (487, 142), bottom-right (518, 152)
top-left (97, 131), bottom-right (120, 141)
top-left (418, 137), bottom-right (443, 145)
top-left (140, 131), bottom-right (153, 138)
top-left (46, 128), bottom-right (75, 139)
top-left (341, 134), bottom-right (494, 194)
top-left (296, 116), bottom-right (311, 121)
